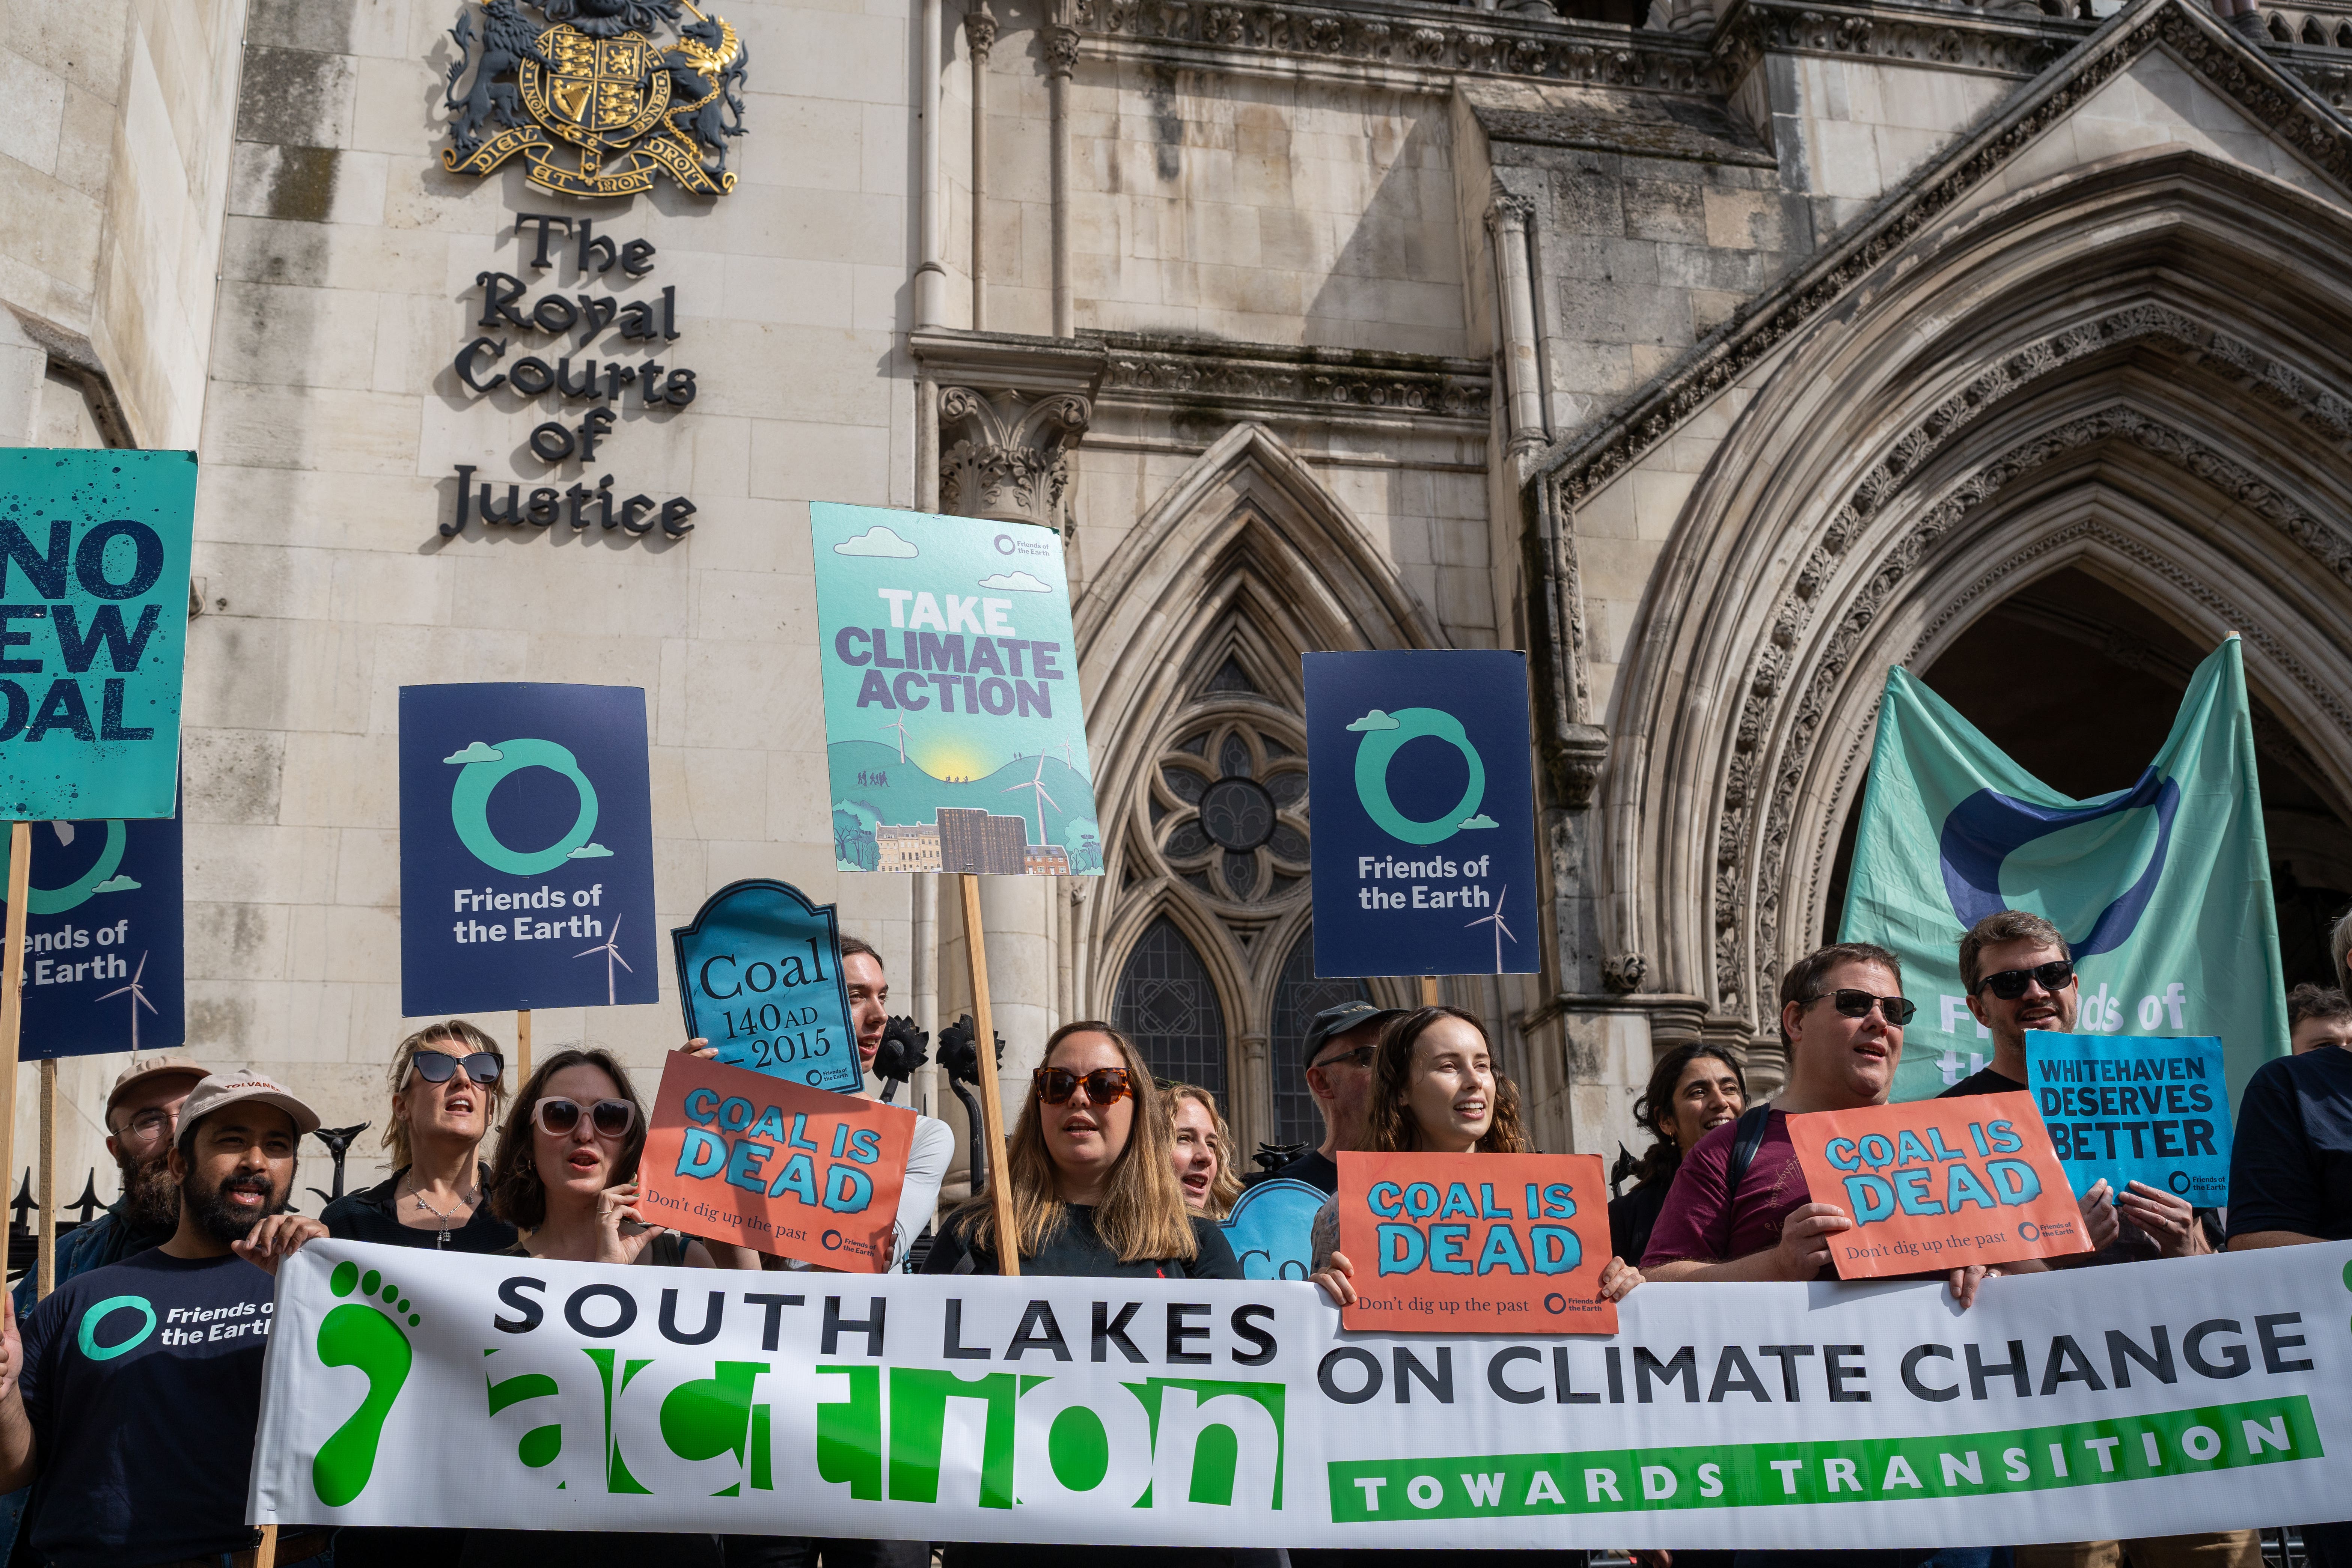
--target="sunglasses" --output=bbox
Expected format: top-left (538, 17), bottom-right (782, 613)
top-left (1034, 1066), bottom-right (1135, 1106)
top-left (1311, 1044), bottom-right (1376, 1072)
top-left (533, 1097), bottom-right (636, 1139)
top-left (1977, 960), bottom-right (2076, 1000)
top-left (1813, 989), bottom-right (1918, 1026)
top-left (412, 1049), bottom-right (504, 1086)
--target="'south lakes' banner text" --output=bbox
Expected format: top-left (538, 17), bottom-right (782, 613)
top-left (252, 1242), bottom-right (2352, 1548)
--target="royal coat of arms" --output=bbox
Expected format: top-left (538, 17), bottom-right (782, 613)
top-left (443, 0), bottom-right (747, 197)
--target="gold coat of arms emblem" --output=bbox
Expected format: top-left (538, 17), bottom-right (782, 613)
top-left (443, 0), bottom-right (747, 197)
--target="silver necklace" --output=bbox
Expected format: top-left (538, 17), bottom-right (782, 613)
top-left (406, 1178), bottom-right (479, 1248)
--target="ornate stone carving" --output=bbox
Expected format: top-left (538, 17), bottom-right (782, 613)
top-left (1095, 333), bottom-right (1491, 423)
top-left (1715, 0), bottom-right (2075, 85)
top-left (1074, 0), bottom-right (1720, 93)
top-left (1600, 952), bottom-right (1648, 994)
top-left (1547, 720), bottom-right (1609, 809)
top-left (938, 387), bottom-right (1092, 529)
top-left (965, 3), bottom-right (998, 59)
top-left (1044, 22), bottom-right (1082, 74)
top-left (1484, 191), bottom-right (1537, 239)
top-left (1541, 5), bottom-right (2352, 512)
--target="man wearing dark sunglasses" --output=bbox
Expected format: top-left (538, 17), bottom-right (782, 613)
top-left (1246, 1000), bottom-right (1403, 1196)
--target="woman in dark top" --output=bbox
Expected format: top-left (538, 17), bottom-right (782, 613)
top-left (923, 1020), bottom-right (1241, 1280)
top-left (321, 1022), bottom-right (518, 1568)
top-left (1608, 1042), bottom-right (1747, 1269)
top-left (323, 1020), bottom-right (518, 1255)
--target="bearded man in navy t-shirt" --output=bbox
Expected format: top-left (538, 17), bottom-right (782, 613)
top-left (0, 1071), bottom-right (329, 1568)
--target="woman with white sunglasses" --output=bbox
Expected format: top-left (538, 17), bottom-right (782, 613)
top-left (484, 1047), bottom-right (747, 1270)
top-left (324, 1020), bottom-right (517, 1255)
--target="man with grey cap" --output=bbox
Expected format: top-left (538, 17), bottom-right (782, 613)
top-left (1249, 1000), bottom-right (1403, 1194)
top-left (0, 1071), bottom-right (331, 1568)
top-left (11, 1055), bottom-right (210, 1316)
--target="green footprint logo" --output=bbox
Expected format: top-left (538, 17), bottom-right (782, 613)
top-left (313, 1261), bottom-right (421, 1506)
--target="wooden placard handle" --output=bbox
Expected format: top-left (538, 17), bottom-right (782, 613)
top-left (1419, 975), bottom-right (1440, 1007)
top-left (0, 821), bottom-right (30, 1254)
top-left (36, 1059), bottom-right (54, 1299)
top-left (516, 1008), bottom-right (532, 1084)
top-left (958, 874), bottom-right (1020, 1277)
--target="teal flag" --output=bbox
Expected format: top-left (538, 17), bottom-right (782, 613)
top-left (1840, 637), bottom-right (2286, 1107)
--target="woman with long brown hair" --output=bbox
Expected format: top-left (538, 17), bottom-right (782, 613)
top-left (1166, 1081), bottom-right (1244, 1220)
top-left (922, 1021), bottom-right (1241, 1277)
top-left (1609, 1042), bottom-right (1746, 1268)
top-left (1305, 1005), bottom-right (1642, 1306)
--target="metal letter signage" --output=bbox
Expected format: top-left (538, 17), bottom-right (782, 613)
top-left (441, 0), bottom-right (749, 198)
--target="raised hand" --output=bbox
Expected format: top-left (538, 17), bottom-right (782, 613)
top-left (1597, 1255), bottom-right (1643, 1301)
top-left (1773, 1201), bottom-right (1852, 1279)
top-left (232, 1215), bottom-right (329, 1277)
top-left (2076, 1178), bottom-right (2121, 1250)
top-left (1310, 1248), bottom-right (1358, 1308)
top-left (595, 1182), bottom-right (660, 1265)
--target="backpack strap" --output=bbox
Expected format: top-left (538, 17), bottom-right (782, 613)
top-left (1707, 1103), bottom-right (1775, 1262)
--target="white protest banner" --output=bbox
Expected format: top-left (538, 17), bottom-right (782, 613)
top-left (251, 1241), bottom-right (2351, 1548)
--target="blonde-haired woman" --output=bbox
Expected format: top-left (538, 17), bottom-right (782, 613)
top-left (1166, 1081), bottom-right (1244, 1220)
top-left (323, 1020), bottom-right (516, 1254)
top-left (924, 1021), bottom-right (1240, 1279)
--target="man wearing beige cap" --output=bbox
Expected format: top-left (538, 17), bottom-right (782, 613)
top-left (11, 1056), bottom-right (209, 1317)
top-left (0, 1071), bottom-right (330, 1568)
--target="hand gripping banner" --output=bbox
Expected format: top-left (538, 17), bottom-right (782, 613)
top-left (250, 1241), bottom-right (2351, 1548)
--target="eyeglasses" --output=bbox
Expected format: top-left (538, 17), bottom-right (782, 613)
top-left (116, 1106), bottom-right (175, 1142)
top-left (1811, 989), bottom-right (1918, 1026)
top-left (1311, 1044), bottom-right (1376, 1072)
top-left (1977, 960), bottom-right (2076, 1000)
top-left (533, 1097), bottom-right (636, 1139)
top-left (1034, 1066), bottom-right (1135, 1106)
top-left (411, 1049), bottom-right (504, 1087)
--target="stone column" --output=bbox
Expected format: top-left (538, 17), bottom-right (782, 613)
top-left (966, 3), bottom-right (996, 330)
top-left (1486, 191), bottom-right (1547, 464)
top-left (1045, 17), bottom-right (1080, 338)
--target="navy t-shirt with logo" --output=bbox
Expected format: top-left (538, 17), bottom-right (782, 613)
top-left (18, 1248), bottom-right (277, 1568)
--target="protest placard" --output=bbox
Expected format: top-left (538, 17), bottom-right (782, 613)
top-left (638, 1051), bottom-right (914, 1270)
top-left (0, 449), bottom-right (195, 822)
top-left (0, 809), bottom-right (181, 1057)
top-left (810, 502), bottom-right (1102, 877)
top-left (253, 1240), bottom-right (2352, 1548)
top-left (670, 878), bottom-right (859, 1094)
top-left (1304, 652), bottom-right (1539, 979)
top-left (1787, 1092), bottom-right (2089, 1276)
top-left (2026, 1029), bottom-right (2231, 1204)
top-left (1222, 1177), bottom-right (1324, 1281)
top-left (1336, 1151), bottom-right (1615, 1334)
top-left (397, 684), bottom-right (658, 1016)
top-left (1842, 639), bottom-right (2288, 1104)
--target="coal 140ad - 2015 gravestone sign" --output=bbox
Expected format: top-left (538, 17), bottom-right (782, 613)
top-left (671, 878), bottom-right (862, 1094)
top-left (398, 683), bottom-right (659, 1015)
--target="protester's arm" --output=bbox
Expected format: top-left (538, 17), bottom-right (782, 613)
top-left (1597, 1256), bottom-right (1642, 1301)
top-left (0, 1291), bottom-right (30, 1494)
top-left (2117, 1182), bottom-right (2207, 1258)
top-left (233, 1214), bottom-right (329, 1276)
top-left (1646, 1203), bottom-right (1853, 1283)
top-left (892, 1118), bottom-right (955, 1269)
top-left (2228, 1229), bottom-right (2327, 1250)
top-left (2070, 1179), bottom-right (2121, 1255)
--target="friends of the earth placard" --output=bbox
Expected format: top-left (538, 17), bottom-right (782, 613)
top-left (1336, 1151), bottom-right (1616, 1334)
top-left (1787, 1093), bottom-right (2090, 1277)
top-left (639, 1052), bottom-right (913, 1271)
top-left (810, 502), bottom-right (1101, 877)
top-left (397, 682), bottom-right (659, 1015)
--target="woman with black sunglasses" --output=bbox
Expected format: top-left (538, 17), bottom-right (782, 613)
top-left (921, 1021), bottom-right (1242, 1281)
top-left (324, 1021), bottom-right (518, 1255)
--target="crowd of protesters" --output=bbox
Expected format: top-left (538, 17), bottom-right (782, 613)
top-left (0, 913), bottom-right (2347, 1568)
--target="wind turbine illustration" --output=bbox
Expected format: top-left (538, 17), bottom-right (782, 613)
top-left (1465, 887), bottom-right (1514, 975)
top-left (574, 914), bottom-right (633, 1006)
top-left (97, 952), bottom-right (158, 1052)
top-left (1003, 755), bottom-right (1058, 845)
top-left (881, 716), bottom-right (909, 762)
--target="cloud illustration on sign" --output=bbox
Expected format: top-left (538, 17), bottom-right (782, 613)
top-left (1346, 710), bottom-right (1401, 732)
top-left (91, 875), bottom-right (141, 893)
top-left (1457, 814), bottom-right (1498, 830)
top-left (977, 570), bottom-right (1051, 593)
top-left (835, 525), bottom-right (918, 558)
top-left (567, 843), bottom-right (614, 859)
top-left (444, 742), bottom-right (503, 765)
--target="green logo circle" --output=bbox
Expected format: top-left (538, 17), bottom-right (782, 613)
top-left (0, 821), bottom-right (129, 915)
top-left (1353, 708), bottom-right (1484, 846)
top-left (449, 738), bottom-right (599, 875)
top-left (77, 1294), bottom-right (156, 1361)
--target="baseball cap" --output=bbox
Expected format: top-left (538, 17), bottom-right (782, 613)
top-left (1301, 1001), bottom-right (1405, 1069)
top-left (105, 1057), bottom-right (209, 1123)
top-left (173, 1072), bottom-right (322, 1149)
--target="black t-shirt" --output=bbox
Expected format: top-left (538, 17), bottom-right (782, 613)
top-left (19, 1249), bottom-right (277, 1568)
top-left (921, 1204), bottom-right (1242, 1279)
top-left (1936, 1065), bottom-right (2027, 1098)
top-left (2227, 1046), bottom-right (2352, 1242)
top-left (1245, 1149), bottom-right (1338, 1196)
top-left (1608, 1177), bottom-right (1670, 1267)
top-left (322, 1168), bottom-right (517, 1254)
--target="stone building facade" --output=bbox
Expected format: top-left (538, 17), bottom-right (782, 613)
top-left (4, 0), bottom-right (2351, 1200)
